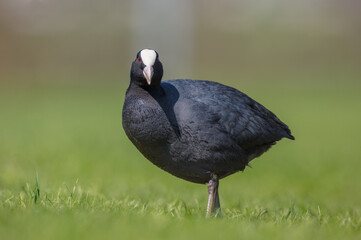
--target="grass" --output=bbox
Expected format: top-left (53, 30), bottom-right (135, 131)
top-left (0, 74), bottom-right (360, 239)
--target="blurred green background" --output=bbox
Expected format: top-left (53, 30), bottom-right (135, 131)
top-left (0, 0), bottom-right (360, 239)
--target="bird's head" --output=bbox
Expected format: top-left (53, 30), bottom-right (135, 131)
top-left (130, 49), bottom-right (163, 87)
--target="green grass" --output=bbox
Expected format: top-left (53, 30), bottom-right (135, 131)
top-left (0, 76), bottom-right (360, 239)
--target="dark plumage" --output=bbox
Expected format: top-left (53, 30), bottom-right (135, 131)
top-left (122, 49), bottom-right (294, 216)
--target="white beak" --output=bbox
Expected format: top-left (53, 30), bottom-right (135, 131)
top-left (140, 49), bottom-right (157, 85)
top-left (143, 65), bottom-right (153, 85)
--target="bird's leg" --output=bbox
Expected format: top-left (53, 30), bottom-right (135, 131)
top-left (206, 174), bottom-right (222, 218)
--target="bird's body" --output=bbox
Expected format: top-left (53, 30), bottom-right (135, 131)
top-left (122, 49), bottom-right (294, 216)
top-left (123, 79), bottom-right (293, 184)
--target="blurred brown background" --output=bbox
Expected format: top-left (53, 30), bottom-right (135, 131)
top-left (1, 0), bottom-right (360, 85)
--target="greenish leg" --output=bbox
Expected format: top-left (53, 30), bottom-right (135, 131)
top-left (206, 174), bottom-right (222, 218)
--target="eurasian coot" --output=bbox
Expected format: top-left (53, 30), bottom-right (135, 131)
top-left (122, 49), bottom-right (294, 217)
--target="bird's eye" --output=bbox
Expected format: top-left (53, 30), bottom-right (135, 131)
top-left (137, 57), bottom-right (142, 62)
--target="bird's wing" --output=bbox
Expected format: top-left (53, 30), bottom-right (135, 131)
top-left (165, 79), bottom-right (294, 152)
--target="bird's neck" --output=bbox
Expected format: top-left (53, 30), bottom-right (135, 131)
top-left (128, 81), bottom-right (163, 95)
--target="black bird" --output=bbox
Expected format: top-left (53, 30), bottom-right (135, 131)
top-left (122, 49), bottom-right (294, 217)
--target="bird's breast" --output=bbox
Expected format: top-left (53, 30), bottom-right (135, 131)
top-left (122, 97), bottom-right (173, 145)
